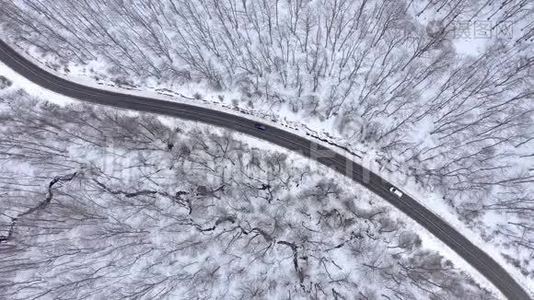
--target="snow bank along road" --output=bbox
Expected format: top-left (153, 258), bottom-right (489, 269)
top-left (0, 40), bottom-right (530, 300)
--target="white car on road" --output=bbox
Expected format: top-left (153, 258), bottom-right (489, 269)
top-left (389, 187), bottom-right (403, 198)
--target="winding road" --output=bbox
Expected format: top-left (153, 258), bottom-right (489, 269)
top-left (0, 40), bottom-right (530, 300)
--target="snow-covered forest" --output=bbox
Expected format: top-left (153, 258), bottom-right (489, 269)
top-left (0, 85), bottom-right (497, 299)
top-left (0, 0), bottom-right (533, 293)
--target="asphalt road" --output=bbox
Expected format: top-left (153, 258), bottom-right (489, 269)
top-left (0, 40), bottom-right (530, 300)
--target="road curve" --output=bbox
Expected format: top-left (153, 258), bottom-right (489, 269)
top-left (0, 40), bottom-right (530, 300)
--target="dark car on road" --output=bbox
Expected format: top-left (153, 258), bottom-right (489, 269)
top-left (254, 123), bottom-right (267, 131)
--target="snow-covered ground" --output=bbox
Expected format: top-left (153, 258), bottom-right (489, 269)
top-left (1, 0), bottom-right (533, 295)
top-left (0, 78), bottom-right (501, 299)
top-left (3, 54), bottom-right (526, 299)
